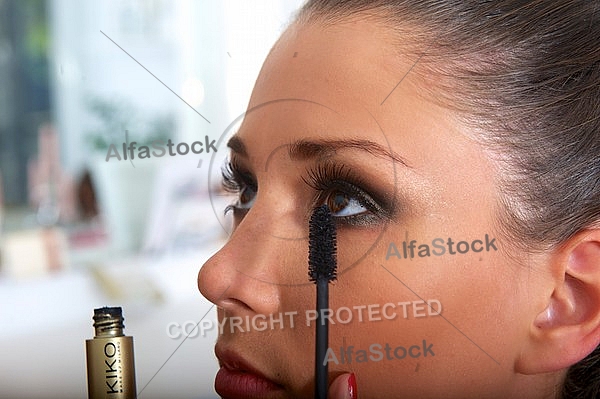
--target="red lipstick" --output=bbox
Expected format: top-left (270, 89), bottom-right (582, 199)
top-left (215, 347), bottom-right (284, 399)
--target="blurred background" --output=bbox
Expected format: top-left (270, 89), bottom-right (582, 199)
top-left (0, 0), bottom-right (303, 397)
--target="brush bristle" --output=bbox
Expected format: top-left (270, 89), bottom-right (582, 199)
top-left (308, 204), bottom-right (337, 283)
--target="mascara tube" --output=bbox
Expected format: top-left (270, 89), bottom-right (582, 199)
top-left (86, 307), bottom-right (137, 399)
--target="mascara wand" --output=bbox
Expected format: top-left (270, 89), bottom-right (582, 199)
top-left (309, 204), bottom-right (338, 399)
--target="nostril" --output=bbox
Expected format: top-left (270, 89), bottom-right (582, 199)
top-left (198, 269), bottom-right (232, 307)
top-left (198, 251), bottom-right (242, 312)
top-left (220, 298), bottom-right (254, 312)
top-left (197, 220), bottom-right (287, 317)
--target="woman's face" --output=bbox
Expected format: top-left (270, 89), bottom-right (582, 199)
top-left (199, 18), bottom-right (553, 398)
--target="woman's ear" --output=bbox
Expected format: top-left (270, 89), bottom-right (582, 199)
top-left (516, 228), bottom-right (600, 374)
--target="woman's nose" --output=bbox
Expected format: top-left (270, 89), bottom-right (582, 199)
top-left (198, 201), bottom-right (306, 316)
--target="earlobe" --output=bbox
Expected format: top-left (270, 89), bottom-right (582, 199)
top-left (516, 230), bottom-right (600, 375)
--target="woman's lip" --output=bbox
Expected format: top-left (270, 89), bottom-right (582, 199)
top-left (215, 366), bottom-right (283, 399)
top-left (215, 346), bottom-right (284, 399)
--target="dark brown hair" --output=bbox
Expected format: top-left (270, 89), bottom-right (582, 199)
top-left (296, 1), bottom-right (599, 397)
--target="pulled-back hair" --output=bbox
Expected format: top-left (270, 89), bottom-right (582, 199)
top-left (297, 1), bottom-right (599, 397)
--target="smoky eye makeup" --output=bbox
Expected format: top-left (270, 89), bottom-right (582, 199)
top-left (303, 162), bottom-right (397, 227)
top-left (220, 156), bottom-right (398, 227)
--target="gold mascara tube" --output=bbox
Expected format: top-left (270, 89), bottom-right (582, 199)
top-left (86, 307), bottom-right (137, 399)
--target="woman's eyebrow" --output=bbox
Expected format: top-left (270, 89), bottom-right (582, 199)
top-left (227, 135), bottom-right (410, 167)
top-left (289, 138), bottom-right (409, 167)
top-left (227, 135), bottom-right (247, 157)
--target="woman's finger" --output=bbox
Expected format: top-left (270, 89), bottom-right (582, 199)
top-left (328, 373), bottom-right (357, 399)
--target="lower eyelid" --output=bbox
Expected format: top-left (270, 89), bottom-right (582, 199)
top-left (333, 213), bottom-right (383, 227)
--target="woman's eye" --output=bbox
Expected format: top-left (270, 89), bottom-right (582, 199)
top-left (236, 185), bottom-right (257, 209)
top-left (305, 163), bottom-right (391, 226)
top-left (221, 161), bottom-right (257, 215)
top-left (325, 190), bottom-right (368, 217)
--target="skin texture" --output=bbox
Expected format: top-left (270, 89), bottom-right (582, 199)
top-left (198, 17), bottom-right (600, 399)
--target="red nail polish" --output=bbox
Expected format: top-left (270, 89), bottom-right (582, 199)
top-left (348, 373), bottom-right (357, 399)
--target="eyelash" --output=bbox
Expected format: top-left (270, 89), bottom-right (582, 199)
top-left (221, 160), bottom-right (256, 215)
top-left (221, 159), bottom-right (391, 226)
top-left (303, 163), bottom-right (390, 226)
top-left (221, 160), bottom-right (253, 194)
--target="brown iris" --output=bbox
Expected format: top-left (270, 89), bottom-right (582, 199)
top-left (239, 186), bottom-right (256, 207)
top-left (326, 191), bottom-right (350, 214)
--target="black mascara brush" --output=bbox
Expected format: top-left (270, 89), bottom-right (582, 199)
top-left (309, 204), bottom-right (338, 399)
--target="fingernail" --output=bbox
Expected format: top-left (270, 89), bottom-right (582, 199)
top-left (348, 373), bottom-right (357, 399)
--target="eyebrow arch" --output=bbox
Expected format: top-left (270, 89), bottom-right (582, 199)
top-left (227, 136), bottom-right (410, 167)
top-left (289, 138), bottom-right (409, 166)
top-left (227, 135), bottom-right (248, 157)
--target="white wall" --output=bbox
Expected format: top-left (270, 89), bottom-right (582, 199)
top-left (0, 1), bottom-right (305, 398)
